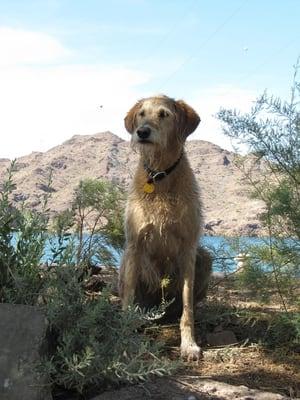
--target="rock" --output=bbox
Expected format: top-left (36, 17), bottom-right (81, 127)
top-left (36, 183), bottom-right (57, 193)
top-left (90, 378), bottom-right (212, 400)
top-left (14, 162), bottom-right (29, 171)
top-left (0, 303), bottom-right (52, 400)
top-left (13, 192), bottom-right (29, 202)
top-left (239, 222), bottom-right (262, 236)
top-left (50, 158), bottom-right (67, 169)
top-left (211, 271), bottom-right (226, 280)
top-left (223, 155), bottom-right (230, 166)
top-left (195, 379), bottom-right (288, 400)
top-left (204, 220), bottom-right (223, 232)
top-left (90, 377), bottom-right (288, 400)
top-left (206, 329), bottom-right (238, 346)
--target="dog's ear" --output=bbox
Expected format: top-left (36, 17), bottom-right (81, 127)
top-left (124, 100), bottom-right (143, 134)
top-left (175, 100), bottom-right (200, 139)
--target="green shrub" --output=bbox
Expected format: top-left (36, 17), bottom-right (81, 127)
top-left (0, 167), bottom-right (176, 395)
top-left (41, 263), bottom-right (176, 394)
top-left (0, 160), bottom-right (50, 304)
top-left (217, 59), bottom-right (300, 313)
top-left (51, 178), bottom-right (125, 269)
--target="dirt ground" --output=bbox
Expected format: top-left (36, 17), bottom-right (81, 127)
top-left (105, 278), bottom-right (299, 399)
top-left (185, 286), bottom-right (299, 398)
top-left (56, 274), bottom-right (300, 400)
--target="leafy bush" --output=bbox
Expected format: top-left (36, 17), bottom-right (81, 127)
top-left (234, 239), bottom-right (300, 304)
top-left (217, 59), bottom-right (300, 312)
top-left (0, 167), bottom-right (176, 396)
top-left (51, 178), bottom-right (125, 269)
top-left (0, 160), bottom-right (50, 304)
top-left (41, 264), bottom-right (176, 394)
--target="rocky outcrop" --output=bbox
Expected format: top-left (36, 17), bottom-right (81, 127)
top-left (0, 132), bottom-right (266, 236)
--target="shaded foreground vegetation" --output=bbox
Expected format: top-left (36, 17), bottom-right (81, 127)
top-left (0, 164), bottom-right (178, 397)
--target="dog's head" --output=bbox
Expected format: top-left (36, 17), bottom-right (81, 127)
top-left (124, 95), bottom-right (200, 153)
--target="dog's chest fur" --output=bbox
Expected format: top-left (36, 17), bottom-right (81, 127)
top-left (130, 193), bottom-right (186, 250)
top-left (126, 159), bottom-right (202, 259)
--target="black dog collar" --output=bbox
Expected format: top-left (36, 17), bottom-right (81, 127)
top-left (143, 151), bottom-right (183, 193)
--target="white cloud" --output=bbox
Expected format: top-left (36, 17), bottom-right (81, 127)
top-left (0, 26), bottom-right (259, 158)
top-left (0, 27), bottom-right (69, 66)
top-left (191, 85), bottom-right (258, 151)
top-left (0, 27), bottom-right (149, 158)
top-left (0, 64), bottom-right (149, 157)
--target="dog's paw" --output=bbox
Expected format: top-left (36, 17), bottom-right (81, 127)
top-left (180, 342), bottom-right (203, 363)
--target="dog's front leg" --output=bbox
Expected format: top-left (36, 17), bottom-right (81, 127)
top-left (119, 248), bottom-right (138, 310)
top-left (180, 250), bottom-right (201, 361)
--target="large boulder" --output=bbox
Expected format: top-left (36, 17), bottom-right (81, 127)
top-left (0, 304), bottom-right (52, 400)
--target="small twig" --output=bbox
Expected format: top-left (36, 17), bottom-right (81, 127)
top-left (205, 340), bottom-right (248, 350)
top-left (168, 377), bottom-right (201, 391)
top-left (165, 346), bottom-right (180, 350)
top-left (176, 375), bottom-right (214, 379)
top-left (144, 322), bottom-right (178, 332)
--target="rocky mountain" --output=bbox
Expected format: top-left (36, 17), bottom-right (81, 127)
top-left (0, 132), bottom-right (266, 236)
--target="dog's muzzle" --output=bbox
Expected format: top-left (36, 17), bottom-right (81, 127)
top-left (137, 126), bottom-right (151, 140)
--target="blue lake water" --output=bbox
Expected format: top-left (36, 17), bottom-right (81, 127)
top-left (41, 235), bottom-right (265, 272)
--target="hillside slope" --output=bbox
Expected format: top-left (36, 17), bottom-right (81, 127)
top-left (0, 132), bottom-right (265, 236)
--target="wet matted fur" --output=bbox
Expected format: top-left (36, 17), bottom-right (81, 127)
top-left (119, 95), bottom-right (212, 360)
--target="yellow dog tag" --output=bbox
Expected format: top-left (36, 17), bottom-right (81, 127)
top-left (143, 182), bottom-right (155, 193)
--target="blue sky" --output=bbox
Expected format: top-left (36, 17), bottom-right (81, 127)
top-left (0, 0), bottom-right (299, 158)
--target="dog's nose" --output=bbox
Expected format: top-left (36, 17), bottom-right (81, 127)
top-left (137, 126), bottom-right (151, 139)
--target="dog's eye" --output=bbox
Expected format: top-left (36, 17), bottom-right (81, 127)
top-left (158, 109), bottom-right (169, 118)
top-left (139, 110), bottom-right (145, 117)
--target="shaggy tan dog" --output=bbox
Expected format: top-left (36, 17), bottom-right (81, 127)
top-left (119, 95), bottom-right (211, 361)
